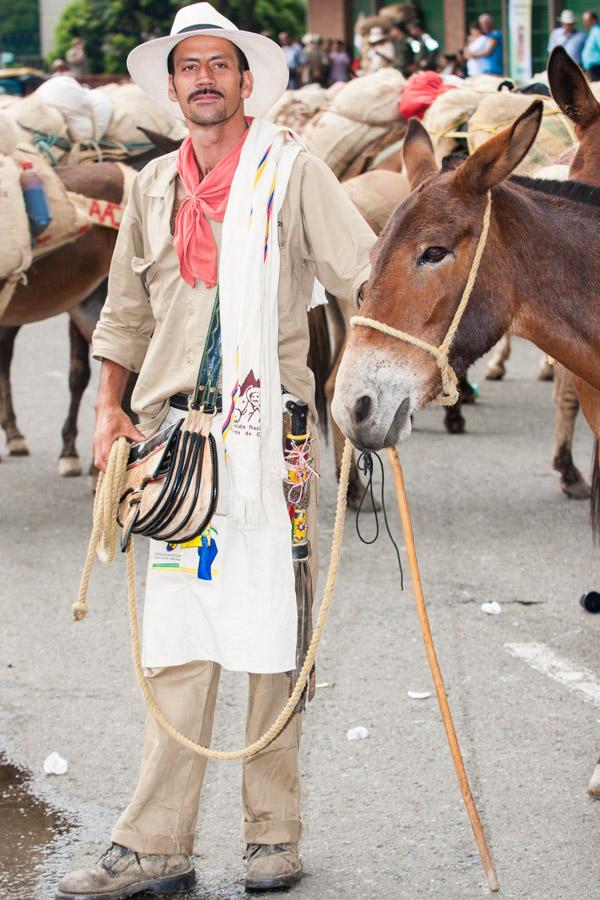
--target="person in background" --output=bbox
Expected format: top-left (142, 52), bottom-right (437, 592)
top-left (366, 26), bottom-right (395, 72)
top-left (407, 20), bottom-right (440, 71)
top-left (464, 20), bottom-right (488, 76)
top-left (548, 10), bottom-right (586, 64)
top-left (279, 32), bottom-right (305, 89)
top-left (389, 21), bottom-right (414, 76)
top-left (470, 13), bottom-right (504, 75)
top-left (65, 37), bottom-right (89, 77)
top-left (328, 39), bottom-right (351, 84)
top-left (50, 58), bottom-right (71, 74)
top-left (302, 33), bottom-right (329, 85)
top-left (582, 11), bottom-right (600, 80)
top-left (440, 52), bottom-right (466, 78)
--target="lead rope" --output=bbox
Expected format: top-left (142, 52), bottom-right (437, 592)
top-left (73, 438), bottom-right (353, 760)
top-left (350, 192), bottom-right (492, 406)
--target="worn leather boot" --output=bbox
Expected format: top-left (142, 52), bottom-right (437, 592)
top-left (245, 842), bottom-right (302, 892)
top-left (55, 843), bottom-right (195, 899)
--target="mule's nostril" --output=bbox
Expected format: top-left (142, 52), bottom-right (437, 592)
top-left (354, 395), bottom-right (372, 424)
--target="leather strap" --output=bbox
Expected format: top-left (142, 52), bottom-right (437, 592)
top-left (191, 287), bottom-right (222, 412)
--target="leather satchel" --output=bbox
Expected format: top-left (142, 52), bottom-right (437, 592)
top-left (118, 290), bottom-right (221, 552)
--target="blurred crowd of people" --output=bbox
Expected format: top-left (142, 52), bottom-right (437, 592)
top-left (548, 9), bottom-right (600, 80)
top-left (278, 6), bottom-right (600, 90)
top-left (278, 32), bottom-right (351, 88)
top-left (277, 12), bottom-right (505, 90)
top-left (361, 12), bottom-right (503, 79)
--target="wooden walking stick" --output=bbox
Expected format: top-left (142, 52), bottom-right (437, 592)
top-left (387, 447), bottom-right (499, 893)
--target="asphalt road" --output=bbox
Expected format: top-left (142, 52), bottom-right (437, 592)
top-left (2, 314), bottom-right (600, 900)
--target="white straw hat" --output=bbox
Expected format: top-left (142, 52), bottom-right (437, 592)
top-left (127, 2), bottom-right (289, 119)
top-left (368, 27), bottom-right (389, 44)
top-left (559, 9), bottom-right (576, 24)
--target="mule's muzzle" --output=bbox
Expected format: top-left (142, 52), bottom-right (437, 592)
top-left (334, 389), bottom-right (412, 451)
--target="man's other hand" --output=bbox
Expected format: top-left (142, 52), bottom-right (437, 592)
top-left (93, 407), bottom-right (144, 473)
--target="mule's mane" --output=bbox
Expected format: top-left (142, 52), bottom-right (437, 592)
top-left (509, 174), bottom-right (600, 209)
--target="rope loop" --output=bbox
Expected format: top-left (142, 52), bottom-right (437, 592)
top-left (73, 435), bottom-right (353, 759)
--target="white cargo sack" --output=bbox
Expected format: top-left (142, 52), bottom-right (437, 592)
top-left (422, 88), bottom-right (484, 164)
top-left (265, 84), bottom-right (329, 133)
top-left (331, 68), bottom-right (405, 125)
top-left (0, 154), bottom-right (32, 318)
top-left (89, 89), bottom-right (114, 141)
top-left (0, 110), bottom-right (21, 157)
top-left (101, 84), bottom-right (187, 153)
top-left (303, 110), bottom-right (388, 178)
top-left (35, 75), bottom-right (95, 142)
top-left (469, 93), bottom-right (576, 175)
top-left (3, 97), bottom-right (69, 162)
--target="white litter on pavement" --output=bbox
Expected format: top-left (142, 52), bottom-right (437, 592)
top-left (505, 642), bottom-right (600, 707)
top-left (407, 690), bottom-right (432, 700)
top-left (481, 601), bottom-right (502, 615)
top-left (43, 752), bottom-right (68, 775)
top-left (346, 726), bottom-right (369, 741)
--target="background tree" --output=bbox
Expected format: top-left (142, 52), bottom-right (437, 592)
top-left (52, 0), bottom-right (306, 74)
top-left (0, 0), bottom-right (40, 61)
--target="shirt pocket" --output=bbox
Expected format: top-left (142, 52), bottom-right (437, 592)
top-left (131, 256), bottom-right (156, 300)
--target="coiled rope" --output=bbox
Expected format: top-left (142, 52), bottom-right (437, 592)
top-left (73, 437), bottom-right (353, 760)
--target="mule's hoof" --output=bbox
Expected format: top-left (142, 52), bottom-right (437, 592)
top-left (561, 476), bottom-right (591, 500)
top-left (88, 472), bottom-right (99, 493)
top-left (588, 764), bottom-right (600, 798)
top-left (445, 415), bottom-right (466, 435)
top-left (59, 456), bottom-right (82, 477)
top-left (485, 364), bottom-right (505, 381)
top-left (538, 359), bottom-right (555, 381)
top-left (8, 436), bottom-right (30, 456)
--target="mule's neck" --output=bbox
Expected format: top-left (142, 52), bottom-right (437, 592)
top-left (488, 183), bottom-right (600, 390)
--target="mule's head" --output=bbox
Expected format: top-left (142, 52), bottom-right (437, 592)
top-left (332, 101), bottom-right (543, 451)
top-left (548, 46), bottom-right (600, 186)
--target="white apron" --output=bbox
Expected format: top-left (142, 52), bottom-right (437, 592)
top-left (142, 407), bottom-right (297, 674)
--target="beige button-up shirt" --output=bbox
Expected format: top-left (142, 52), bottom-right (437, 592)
top-left (92, 147), bottom-right (376, 436)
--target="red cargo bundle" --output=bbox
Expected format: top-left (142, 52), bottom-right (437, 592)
top-left (399, 71), bottom-right (456, 121)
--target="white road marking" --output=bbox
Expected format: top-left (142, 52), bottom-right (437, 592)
top-left (505, 641), bottom-right (600, 707)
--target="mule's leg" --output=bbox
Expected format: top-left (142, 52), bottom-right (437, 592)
top-left (588, 759), bottom-right (600, 798)
top-left (59, 319), bottom-right (91, 477)
top-left (68, 284), bottom-right (107, 487)
top-left (324, 295), bottom-right (365, 509)
top-left (444, 400), bottom-right (466, 435)
top-left (458, 372), bottom-right (477, 405)
top-left (0, 324), bottom-right (29, 456)
top-left (552, 364), bottom-right (590, 499)
top-left (538, 355), bottom-right (555, 382)
top-left (485, 333), bottom-right (511, 381)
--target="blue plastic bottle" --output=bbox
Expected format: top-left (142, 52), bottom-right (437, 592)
top-left (19, 161), bottom-right (52, 236)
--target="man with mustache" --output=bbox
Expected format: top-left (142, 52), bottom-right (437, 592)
top-left (56, 4), bottom-right (375, 899)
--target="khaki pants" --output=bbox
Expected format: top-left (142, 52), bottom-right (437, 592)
top-left (111, 662), bottom-right (302, 855)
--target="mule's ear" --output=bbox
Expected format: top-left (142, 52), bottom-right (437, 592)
top-left (403, 118), bottom-right (437, 190)
top-left (455, 100), bottom-right (543, 194)
top-left (548, 45), bottom-right (600, 128)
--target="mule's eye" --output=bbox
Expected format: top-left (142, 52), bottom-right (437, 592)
top-left (419, 246), bottom-right (449, 265)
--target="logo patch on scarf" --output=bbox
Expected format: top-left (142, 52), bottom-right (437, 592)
top-left (231, 369), bottom-right (261, 438)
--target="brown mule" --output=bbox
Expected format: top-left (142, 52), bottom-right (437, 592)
top-left (0, 133), bottom-right (172, 473)
top-left (333, 101), bottom-right (600, 456)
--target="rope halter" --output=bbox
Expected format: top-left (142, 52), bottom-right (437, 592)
top-left (350, 192), bottom-right (492, 407)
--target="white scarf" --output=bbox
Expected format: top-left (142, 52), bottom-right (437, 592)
top-left (219, 118), bottom-right (303, 525)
